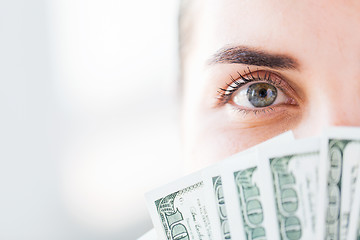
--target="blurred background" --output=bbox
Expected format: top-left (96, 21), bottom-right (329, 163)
top-left (0, 0), bottom-right (182, 239)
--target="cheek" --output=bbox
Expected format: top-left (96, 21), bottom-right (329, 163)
top-left (183, 112), bottom-right (301, 172)
top-left (183, 128), bottom-right (242, 172)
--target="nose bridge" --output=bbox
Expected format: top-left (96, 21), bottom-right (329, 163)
top-left (295, 77), bottom-right (360, 139)
top-left (292, 30), bottom-right (360, 136)
top-left (318, 81), bottom-right (360, 127)
top-left (327, 104), bottom-right (360, 127)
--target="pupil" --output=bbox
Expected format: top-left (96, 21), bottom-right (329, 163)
top-left (247, 83), bottom-right (277, 107)
top-left (259, 89), bottom-right (267, 98)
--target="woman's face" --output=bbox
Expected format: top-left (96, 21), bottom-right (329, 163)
top-left (181, 0), bottom-right (360, 171)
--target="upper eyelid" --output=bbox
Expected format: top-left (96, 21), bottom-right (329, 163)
top-left (216, 70), bottom-right (291, 106)
top-left (227, 70), bottom-right (281, 90)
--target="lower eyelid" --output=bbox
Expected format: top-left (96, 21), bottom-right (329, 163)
top-left (226, 103), bottom-right (300, 122)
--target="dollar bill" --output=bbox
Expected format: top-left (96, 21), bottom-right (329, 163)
top-left (211, 176), bottom-right (231, 239)
top-left (201, 132), bottom-right (294, 240)
top-left (258, 137), bottom-right (319, 240)
top-left (201, 164), bottom-right (232, 240)
top-left (221, 150), bottom-right (271, 240)
top-left (144, 128), bottom-right (360, 240)
top-left (339, 141), bottom-right (360, 240)
top-left (234, 165), bottom-right (267, 239)
top-left (221, 132), bottom-right (294, 240)
top-left (316, 127), bottom-right (360, 240)
top-left (146, 173), bottom-right (216, 240)
top-left (348, 160), bottom-right (360, 240)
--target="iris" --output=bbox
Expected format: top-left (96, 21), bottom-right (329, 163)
top-left (247, 83), bottom-right (277, 107)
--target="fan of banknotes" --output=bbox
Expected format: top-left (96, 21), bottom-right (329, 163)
top-left (145, 127), bottom-right (360, 240)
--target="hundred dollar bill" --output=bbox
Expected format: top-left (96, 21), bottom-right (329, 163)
top-left (221, 132), bottom-right (294, 240)
top-left (202, 165), bottom-right (232, 240)
top-left (339, 141), bottom-right (360, 240)
top-left (316, 127), bottom-right (360, 240)
top-left (258, 137), bottom-right (319, 240)
top-left (347, 160), bottom-right (360, 240)
top-left (221, 150), bottom-right (269, 240)
top-left (146, 172), bottom-right (216, 240)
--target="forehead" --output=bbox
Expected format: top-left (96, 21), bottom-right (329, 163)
top-left (193, 0), bottom-right (360, 69)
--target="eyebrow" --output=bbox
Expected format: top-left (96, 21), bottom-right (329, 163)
top-left (208, 46), bottom-right (299, 70)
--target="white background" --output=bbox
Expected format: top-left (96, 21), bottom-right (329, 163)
top-left (0, 0), bottom-right (182, 239)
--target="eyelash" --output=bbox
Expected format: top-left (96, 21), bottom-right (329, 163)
top-left (216, 67), bottom-right (297, 116)
top-left (217, 68), bottom-right (282, 107)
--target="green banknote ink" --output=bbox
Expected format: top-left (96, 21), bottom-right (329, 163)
top-left (212, 176), bottom-right (231, 240)
top-left (234, 167), bottom-right (266, 240)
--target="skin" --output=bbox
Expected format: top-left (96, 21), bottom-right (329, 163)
top-left (181, 0), bottom-right (360, 171)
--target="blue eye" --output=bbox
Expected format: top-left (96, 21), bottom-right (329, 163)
top-left (231, 81), bottom-right (288, 109)
top-left (217, 70), bottom-right (297, 113)
top-left (246, 83), bottom-right (277, 107)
